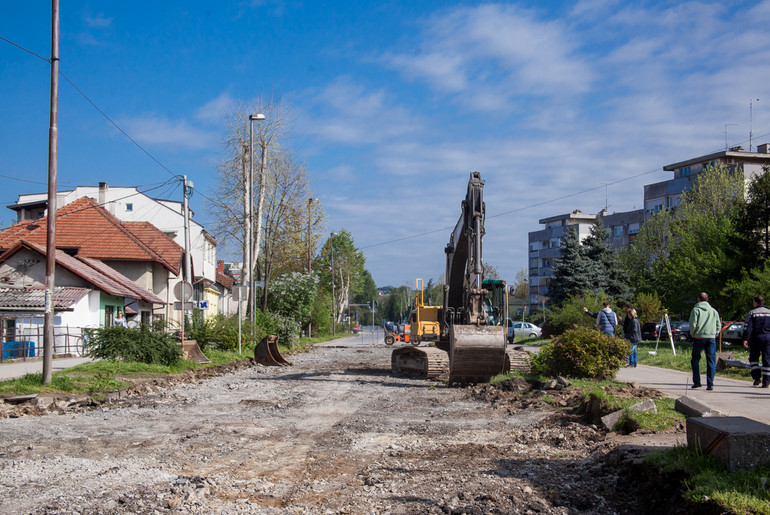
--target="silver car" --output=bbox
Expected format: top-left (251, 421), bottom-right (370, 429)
top-left (506, 319), bottom-right (542, 343)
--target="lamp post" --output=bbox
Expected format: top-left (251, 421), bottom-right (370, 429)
top-left (247, 113), bottom-right (264, 346)
top-left (306, 197), bottom-right (314, 273)
top-left (330, 231), bottom-right (337, 336)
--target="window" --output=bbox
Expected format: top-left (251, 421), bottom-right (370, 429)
top-left (542, 259), bottom-right (550, 268)
top-left (629, 223), bottom-right (640, 235)
top-left (542, 240), bottom-right (549, 248)
top-left (529, 242), bottom-right (538, 251)
top-left (105, 305), bottom-right (114, 327)
top-left (125, 203), bottom-right (133, 212)
top-left (680, 166), bottom-right (691, 178)
top-left (4, 319), bottom-right (16, 342)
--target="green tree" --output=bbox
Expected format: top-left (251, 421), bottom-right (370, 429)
top-left (266, 271), bottom-right (319, 332)
top-left (583, 218), bottom-right (633, 304)
top-left (621, 164), bottom-right (744, 314)
top-left (510, 268), bottom-right (529, 302)
top-left (632, 291), bottom-right (664, 325)
top-left (315, 230), bottom-right (367, 324)
top-left (548, 226), bottom-right (593, 306)
top-left (734, 166), bottom-right (770, 265)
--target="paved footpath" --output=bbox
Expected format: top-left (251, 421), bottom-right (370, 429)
top-left (616, 364), bottom-right (770, 425)
top-left (0, 357), bottom-right (93, 381)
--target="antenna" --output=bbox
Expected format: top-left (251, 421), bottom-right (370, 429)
top-left (751, 98), bottom-right (760, 152)
top-left (724, 123), bottom-right (738, 150)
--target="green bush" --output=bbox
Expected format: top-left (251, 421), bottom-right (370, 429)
top-left (543, 291), bottom-right (622, 337)
top-left (84, 327), bottom-right (182, 366)
top-left (530, 326), bottom-right (630, 379)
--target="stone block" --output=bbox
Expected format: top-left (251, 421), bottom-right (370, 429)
top-left (687, 416), bottom-right (770, 471)
top-left (675, 395), bottom-right (723, 418)
top-left (601, 399), bottom-right (657, 430)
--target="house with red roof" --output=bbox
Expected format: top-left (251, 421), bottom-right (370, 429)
top-left (0, 240), bottom-right (165, 357)
top-left (8, 182), bottom-right (221, 316)
top-left (0, 197), bottom-right (185, 328)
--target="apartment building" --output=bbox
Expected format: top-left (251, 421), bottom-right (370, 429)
top-left (527, 144), bottom-right (770, 312)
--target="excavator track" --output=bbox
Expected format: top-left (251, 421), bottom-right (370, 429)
top-left (391, 346), bottom-right (450, 379)
top-left (505, 346), bottom-right (530, 373)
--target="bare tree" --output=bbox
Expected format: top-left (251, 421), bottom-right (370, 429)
top-left (258, 148), bottom-right (326, 309)
top-left (207, 96), bottom-right (325, 312)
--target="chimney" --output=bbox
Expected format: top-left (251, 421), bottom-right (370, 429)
top-left (217, 260), bottom-right (224, 274)
top-left (98, 182), bottom-right (108, 206)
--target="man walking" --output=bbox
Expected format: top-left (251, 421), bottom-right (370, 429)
top-left (688, 292), bottom-right (721, 390)
top-left (743, 296), bottom-right (770, 387)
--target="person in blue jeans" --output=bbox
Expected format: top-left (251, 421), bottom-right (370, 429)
top-left (623, 305), bottom-right (641, 367)
top-left (688, 292), bottom-right (721, 390)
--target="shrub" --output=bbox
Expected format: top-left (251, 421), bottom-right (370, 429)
top-left (543, 291), bottom-right (622, 337)
top-left (530, 326), bottom-right (630, 379)
top-left (84, 327), bottom-right (182, 366)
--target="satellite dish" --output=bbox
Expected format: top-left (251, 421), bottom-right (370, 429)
top-left (174, 281), bottom-right (193, 301)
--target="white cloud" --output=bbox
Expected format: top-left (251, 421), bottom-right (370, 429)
top-left (84, 14), bottom-right (113, 28)
top-left (383, 4), bottom-right (593, 111)
top-left (195, 92), bottom-right (237, 124)
top-left (302, 77), bottom-right (422, 145)
top-left (118, 115), bottom-right (216, 150)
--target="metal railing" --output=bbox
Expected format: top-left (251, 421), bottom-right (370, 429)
top-left (1, 325), bottom-right (86, 363)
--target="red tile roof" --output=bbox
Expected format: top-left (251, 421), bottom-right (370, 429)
top-left (216, 271), bottom-right (234, 290)
top-left (0, 197), bottom-right (183, 275)
top-left (0, 240), bottom-right (164, 304)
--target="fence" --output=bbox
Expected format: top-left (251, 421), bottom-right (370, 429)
top-left (1, 318), bottom-right (86, 363)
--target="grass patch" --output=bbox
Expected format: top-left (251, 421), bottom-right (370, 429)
top-left (637, 340), bottom-right (752, 381)
top-left (0, 333), bottom-right (340, 396)
top-left (645, 446), bottom-right (770, 514)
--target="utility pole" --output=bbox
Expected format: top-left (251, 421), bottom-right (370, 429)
top-left (43, 0), bottom-right (60, 385)
top-left (182, 175), bottom-right (193, 342)
top-left (751, 99), bottom-right (756, 152)
top-left (330, 233), bottom-right (336, 336)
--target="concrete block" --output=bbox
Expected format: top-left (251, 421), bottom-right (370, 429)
top-left (687, 416), bottom-right (770, 471)
top-left (601, 399), bottom-right (658, 430)
top-left (675, 395), bottom-right (723, 418)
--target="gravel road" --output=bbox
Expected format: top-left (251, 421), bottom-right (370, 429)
top-left (0, 339), bottom-right (694, 514)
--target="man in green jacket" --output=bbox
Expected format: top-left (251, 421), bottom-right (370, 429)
top-left (688, 292), bottom-right (721, 390)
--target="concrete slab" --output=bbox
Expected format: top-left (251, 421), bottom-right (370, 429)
top-left (675, 395), bottom-right (724, 418)
top-left (687, 416), bottom-right (770, 471)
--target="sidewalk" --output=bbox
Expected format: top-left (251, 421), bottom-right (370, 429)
top-left (617, 364), bottom-right (770, 425)
top-left (0, 357), bottom-right (93, 381)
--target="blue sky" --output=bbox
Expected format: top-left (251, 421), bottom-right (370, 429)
top-left (2, 1), bottom-right (770, 288)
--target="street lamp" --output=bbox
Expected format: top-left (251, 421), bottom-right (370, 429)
top-left (247, 113), bottom-right (264, 346)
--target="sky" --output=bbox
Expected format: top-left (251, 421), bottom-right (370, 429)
top-left (2, 1), bottom-right (770, 289)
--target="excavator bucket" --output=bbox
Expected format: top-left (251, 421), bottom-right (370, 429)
top-left (448, 325), bottom-right (506, 384)
top-left (182, 339), bottom-right (211, 364)
top-left (254, 335), bottom-right (293, 366)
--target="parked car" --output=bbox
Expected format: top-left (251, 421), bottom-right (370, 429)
top-left (641, 322), bottom-right (660, 341)
top-left (506, 319), bottom-right (542, 343)
top-left (642, 320), bottom-right (690, 342)
top-left (721, 322), bottom-right (745, 344)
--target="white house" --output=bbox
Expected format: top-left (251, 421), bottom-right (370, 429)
top-left (8, 182), bottom-right (218, 307)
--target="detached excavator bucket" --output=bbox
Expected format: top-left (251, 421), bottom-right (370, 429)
top-left (254, 335), bottom-right (293, 366)
top-left (182, 339), bottom-right (211, 364)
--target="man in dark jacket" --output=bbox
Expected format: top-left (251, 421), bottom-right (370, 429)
top-left (743, 296), bottom-right (770, 387)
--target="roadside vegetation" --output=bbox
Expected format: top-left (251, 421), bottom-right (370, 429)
top-left (645, 447), bottom-right (770, 515)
